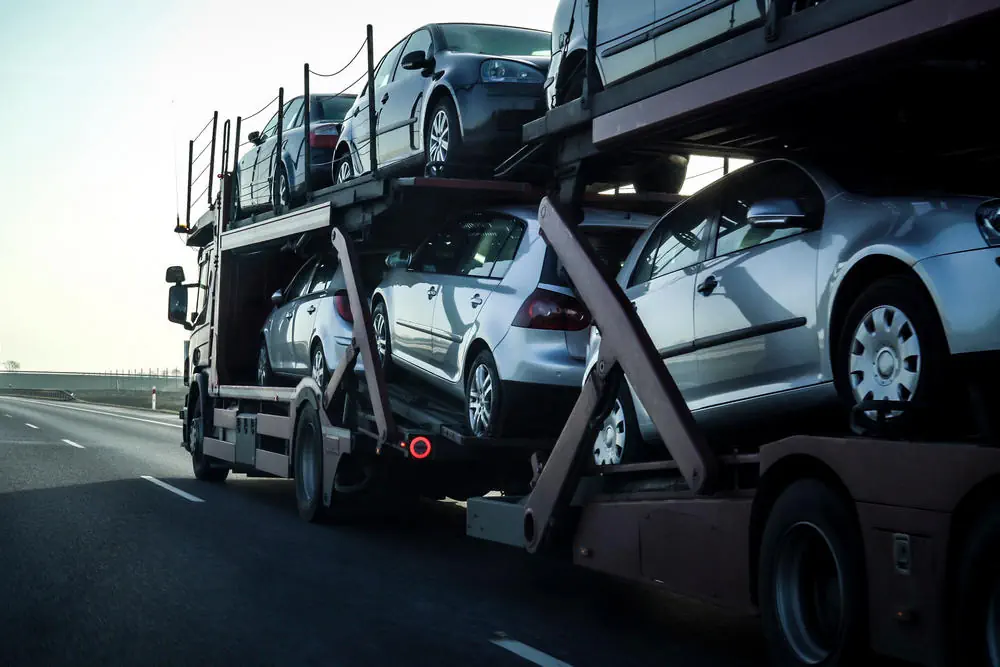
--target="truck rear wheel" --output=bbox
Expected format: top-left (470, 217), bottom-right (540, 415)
top-left (953, 499), bottom-right (1000, 666)
top-left (294, 401), bottom-right (325, 523)
top-left (758, 479), bottom-right (867, 666)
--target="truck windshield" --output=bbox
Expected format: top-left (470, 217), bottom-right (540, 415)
top-left (438, 24), bottom-right (551, 57)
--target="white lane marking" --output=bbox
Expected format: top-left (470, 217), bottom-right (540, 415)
top-left (490, 637), bottom-right (573, 667)
top-left (62, 439), bottom-right (85, 449)
top-left (25, 423), bottom-right (38, 429)
top-left (140, 475), bottom-right (204, 503)
top-left (2, 398), bottom-right (182, 429)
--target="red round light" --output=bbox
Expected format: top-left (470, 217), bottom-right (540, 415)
top-left (409, 436), bottom-right (432, 459)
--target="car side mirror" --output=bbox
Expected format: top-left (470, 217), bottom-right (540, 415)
top-left (165, 265), bottom-right (185, 283)
top-left (385, 250), bottom-right (412, 269)
top-left (400, 50), bottom-right (431, 71)
top-left (168, 285), bottom-right (193, 330)
top-left (271, 289), bottom-right (285, 306)
top-left (747, 198), bottom-right (809, 229)
top-left (247, 130), bottom-right (262, 145)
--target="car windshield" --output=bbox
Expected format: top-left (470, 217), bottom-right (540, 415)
top-left (438, 24), bottom-right (550, 57)
top-left (541, 226), bottom-right (647, 287)
top-left (313, 96), bottom-right (355, 121)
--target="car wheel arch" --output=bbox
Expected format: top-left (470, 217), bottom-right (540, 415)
top-left (462, 339), bottom-right (493, 389)
top-left (556, 48), bottom-right (588, 103)
top-left (424, 85), bottom-right (463, 145)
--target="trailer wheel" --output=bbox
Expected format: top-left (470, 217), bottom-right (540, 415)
top-left (759, 479), bottom-right (867, 666)
top-left (953, 499), bottom-right (1000, 666)
top-left (190, 395), bottom-right (229, 483)
top-left (294, 401), bottom-right (325, 523)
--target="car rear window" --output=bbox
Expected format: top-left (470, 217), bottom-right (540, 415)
top-left (540, 226), bottom-right (646, 287)
top-left (313, 96), bottom-right (355, 122)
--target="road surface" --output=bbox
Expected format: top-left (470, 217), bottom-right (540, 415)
top-left (0, 396), bottom-right (768, 667)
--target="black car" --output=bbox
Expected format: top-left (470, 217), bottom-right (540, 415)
top-left (333, 23), bottom-right (551, 183)
top-left (234, 93), bottom-right (355, 219)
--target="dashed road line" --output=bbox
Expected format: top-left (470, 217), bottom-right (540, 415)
top-left (490, 636), bottom-right (573, 667)
top-left (140, 475), bottom-right (204, 503)
top-left (25, 423), bottom-right (38, 429)
top-left (62, 439), bottom-right (85, 449)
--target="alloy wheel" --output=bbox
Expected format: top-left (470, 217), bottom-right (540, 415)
top-left (337, 159), bottom-right (352, 184)
top-left (467, 363), bottom-right (493, 437)
top-left (311, 347), bottom-right (326, 388)
top-left (373, 310), bottom-right (387, 364)
top-left (428, 109), bottom-right (450, 164)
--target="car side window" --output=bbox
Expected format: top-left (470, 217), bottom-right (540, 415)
top-left (261, 111), bottom-right (280, 140)
top-left (286, 259), bottom-right (316, 300)
top-left (411, 227), bottom-right (460, 275)
top-left (393, 29), bottom-right (433, 81)
top-left (453, 215), bottom-right (522, 278)
top-left (490, 220), bottom-right (525, 279)
top-left (629, 199), bottom-right (713, 287)
top-left (715, 161), bottom-right (825, 257)
top-left (374, 39), bottom-right (407, 90)
top-left (309, 257), bottom-right (336, 294)
top-left (282, 98), bottom-right (304, 130)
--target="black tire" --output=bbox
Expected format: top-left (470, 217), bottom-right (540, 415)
top-left (834, 275), bottom-right (950, 432)
top-left (257, 340), bottom-right (273, 387)
top-left (758, 479), bottom-right (867, 667)
top-left (310, 341), bottom-right (328, 392)
top-left (333, 147), bottom-right (353, 184)
top-left (294, 401), bottom-right (325, 523)
top-left (272, 164), bottom-right (291, 216)
top-left (465, 349), bottom-right (505, 438)
top-left (424, 96), bottom-right (463, 177)
top-left (190, 392), bottom-right (229, 483)
top-left (591, 378), bottom-right (646, 466)
top-left (953, 499), bottom-right (1000, 667)
top-left (372, 299), bottom-right (394, 381)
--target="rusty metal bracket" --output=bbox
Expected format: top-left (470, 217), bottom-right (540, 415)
top-left (522, 195), bottom-right (720, 553)
top-left (330, 228), bottom-right (397, 445)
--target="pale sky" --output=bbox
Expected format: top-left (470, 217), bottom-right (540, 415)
top-left (0, 0), bottom-right (559, 372)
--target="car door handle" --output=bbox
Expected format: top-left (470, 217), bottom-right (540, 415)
top-left (427, 286), bottom-right (438, 299)
top-left (381, 92), bottom-right (389, 104)
top-left (306, 305), bottom-right (316, 314)
top-left (284, 311), bottom-right (293, 319)
top-left (470, 294), bottom-right (483, 308)
top-left (697, 275), bottom-right (718, 296)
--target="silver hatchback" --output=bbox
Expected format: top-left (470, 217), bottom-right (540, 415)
top-left (586, 157), bottom-right (1000, 465)
top-left (372, 205), bottom-right (656, 437)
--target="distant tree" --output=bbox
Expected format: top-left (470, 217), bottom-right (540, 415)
top-left (3, 360), bottom-right (21, 371)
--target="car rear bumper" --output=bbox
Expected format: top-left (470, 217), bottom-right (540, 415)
top-left (493, 326), bottom-right (586, 387)
top-left (915, 247), bottom-right (1000, 355)
top-left (453, 83), bottom-right (546, 156)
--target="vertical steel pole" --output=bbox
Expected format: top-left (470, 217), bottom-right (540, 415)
top-left (366, 24), bottom-right (378, 177)
top-left (723, 156), bottom-right (730, 175)
top-left (583, 0), bottom-right (599, 109)
top-left (233, 116), bottom-right (242, 174)
top-left (207, 111), bottom-right (218, 208)
top-left (185, 140), bottom-right (194, 227)
top-left (303, 63), bottom-right (311, 198)
top-left (276, 87), bottom-right (284, 196)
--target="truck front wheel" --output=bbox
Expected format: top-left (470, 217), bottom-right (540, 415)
top-left (758, 479), bottom-right (867, 666)
top-left (190, 394), bottom-right (229, 483)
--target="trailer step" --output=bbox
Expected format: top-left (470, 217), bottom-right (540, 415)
top-left (467, 495), bottom-right (528, 547)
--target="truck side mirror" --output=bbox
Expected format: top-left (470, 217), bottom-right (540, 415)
top-left (165, 266), bottom-right (186, 283)
top-left (168, 285), bottom-right (193, 330)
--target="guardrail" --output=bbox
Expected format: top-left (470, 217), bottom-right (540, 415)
top-left (0, 388), bottom-right (76, 401)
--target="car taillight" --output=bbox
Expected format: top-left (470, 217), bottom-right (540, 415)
top-left (334, 290), bottom-right (353, 323)
top-left (309, 123), bottom-right (340, 149)
top-left (512, 288), bottom-right (591, 331)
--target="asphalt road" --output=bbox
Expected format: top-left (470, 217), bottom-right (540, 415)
top-left (0, 396), bottom-right (768, 667)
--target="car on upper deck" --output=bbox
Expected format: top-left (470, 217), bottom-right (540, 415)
top-left (584, 156), bottom-right (1000, 465)
top-left (332, 23), bottom-right (551, 183)
top-left (233, 93), bottom-right (355, 221)
top-left (371, 204), bottom-right (659, 438)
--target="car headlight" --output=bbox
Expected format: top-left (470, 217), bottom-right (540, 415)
top-left (480, 59), bottom-right (544, 84)
top-left (976, 199), bottom-right (1000, 246)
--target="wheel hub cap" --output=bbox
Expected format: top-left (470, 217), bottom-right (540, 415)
top-left (848, 304), bottom-right (921, 417)
top-left (338, 160), bottom-right (351, 183)
top-left (593, 399), bottom-right (626, 466)
top-left (312, 350), bottom-right (324, 386)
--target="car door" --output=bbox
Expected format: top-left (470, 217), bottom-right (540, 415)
top-left (389, 224), bottom-right (458, 369)
top-left (269, 257), bottom-right (317, 373)
top-left (651, 0), bottom-right (765, 65)
top-left (290, 253), bottom-right (335, 374)
top-left (352, 38), bottom-right (408, 173)
top-left (595, 0), bottom-right (656, 85)
top-left (281, 97), bottom-right (305, 185)
top-left (250, 110), bottom-right (281, 207)
top-left (431, 214), bottom-right (519, 383)
top-left (692, 159), bottom-right (824, 407)
top-left (379, 29), bottom-right (434, 165)
top-left (624, 190), bottom-right (715, 436)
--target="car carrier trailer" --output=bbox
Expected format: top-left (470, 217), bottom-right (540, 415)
top-left (164, 2), bottom-right (1000, 665)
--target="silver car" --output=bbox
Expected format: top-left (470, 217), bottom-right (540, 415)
top-left (585, 157), bottom-right (1000, 465)
top-left (372, 205), bottom-right (656, 437)
top-left (257, 253), bottom-right (355, 388)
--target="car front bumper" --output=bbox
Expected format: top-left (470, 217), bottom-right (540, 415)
top-left (915, 247), bottom-right (1000, 355)
top-left (453, 83), bottom-right (546, 157)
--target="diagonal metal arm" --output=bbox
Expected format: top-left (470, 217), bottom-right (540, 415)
top-left (330, 228), bottom-right (396, 444)
top-left (522, 196), bottom-right (719, 550)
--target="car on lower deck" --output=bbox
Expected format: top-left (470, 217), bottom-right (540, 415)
top-left (371, 205), bottom-right (658, 437)
top-left (257, 252), bottom-right (356, 389)
top-left (332, 22), bottom-right (551, 184)
top-left (585, 156), bottom-right (1000, 466)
